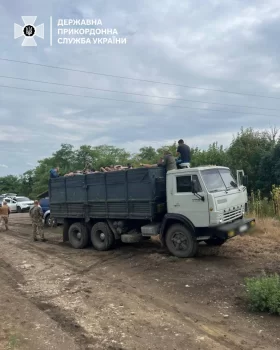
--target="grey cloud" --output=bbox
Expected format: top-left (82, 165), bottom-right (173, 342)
top-left (0, 0), bottom-right (280, 176)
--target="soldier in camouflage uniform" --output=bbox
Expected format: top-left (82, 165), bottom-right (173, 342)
top-left (29, 200), bottom-right (45, 242)
top-left (0, 201), bottom-right (10, 230)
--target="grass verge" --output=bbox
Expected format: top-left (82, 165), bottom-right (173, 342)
top-left (245, 273), bottom-right (280, 315)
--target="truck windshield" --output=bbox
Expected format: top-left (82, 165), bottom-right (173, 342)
top-left (201, 169), bottom-right (237, 193)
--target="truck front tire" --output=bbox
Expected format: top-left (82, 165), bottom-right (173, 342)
top-left (165, 224), bottom-right (197, 258)
top-left (91, 222), bottom-right (115, 251)
top-left (68, 222), bottom-right (89, 249)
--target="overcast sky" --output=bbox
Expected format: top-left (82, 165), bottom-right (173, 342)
top-left (0, 0), bottom-right (280, 176)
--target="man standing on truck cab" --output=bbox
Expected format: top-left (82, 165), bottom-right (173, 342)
top-left (50, 167), bottom-right (59, 179)
top-left (176, 139), bottom-right (191, 167)
top-left (29, 200), bottom-right (46, 242)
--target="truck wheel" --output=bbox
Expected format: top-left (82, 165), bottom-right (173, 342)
top-left (165, 224), bottom-right (197, 258)
top-left (45, 214), bottom-right (51, 227)
top-left (17, 206), bottom-right (22, 213)
top-left (68, 222), bottom-right (89, 249)
top-left (205, 238), bottom-right (225, 246)
top-left (91, 222), bottom-right (115, 251)
top-left (45, 215), bottom-right (57, 227)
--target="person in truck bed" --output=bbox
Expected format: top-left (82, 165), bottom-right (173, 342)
top-left (50, 167), bottom-right (59, 178)
top-left (141, 148), bottom-right (176, 171)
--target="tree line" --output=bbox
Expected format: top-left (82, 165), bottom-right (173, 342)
top-left (0, 127), bottom-right (279, 198)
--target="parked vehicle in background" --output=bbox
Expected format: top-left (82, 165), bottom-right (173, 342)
top-left (38, 197), bottom-right (55, 226)
top-left (43, 209), bottom-right (57, 227)
top-left (0, 193), bottom-right (17, 204)
top-left (1, 193), bottom-right (17, 198)
top-left (39, 197), bottom-right (49, 214)
top-left (5, 196), bottom-right (34, 213)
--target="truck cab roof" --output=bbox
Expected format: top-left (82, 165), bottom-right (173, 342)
top-left (167, 166), bottom-right (229, 174)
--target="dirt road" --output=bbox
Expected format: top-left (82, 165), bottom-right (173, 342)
top-left (0, 214), bottom-right (280, 350)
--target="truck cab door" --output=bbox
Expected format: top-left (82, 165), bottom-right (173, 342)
top-left (168, 173), bottom-right (210, 227)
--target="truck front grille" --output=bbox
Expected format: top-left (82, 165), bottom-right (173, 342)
top-left (223, 208), bottom-right (242, 223)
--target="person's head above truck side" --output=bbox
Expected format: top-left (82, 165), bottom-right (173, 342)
top-left (158, 147), bottom-right (176, 171)
top-left (34, 200), bottom-right (39, 206)
top-left (50, 167), bottom-right (60, 178)
top-left (163, 147), bottom-right (171, 155)
top-left (177, 139), bottom-right (191, 163)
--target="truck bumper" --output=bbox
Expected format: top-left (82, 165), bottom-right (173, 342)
top-left (212, 217), bottom-right (256, 240)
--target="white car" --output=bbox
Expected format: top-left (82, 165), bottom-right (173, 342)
top-left (4, 196), bottom-right (34, 213)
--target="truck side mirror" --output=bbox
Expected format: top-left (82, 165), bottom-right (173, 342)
top-left (191, 180), bottom-right (199, 194)
top-left (242, 175), bottom-right (248, 187)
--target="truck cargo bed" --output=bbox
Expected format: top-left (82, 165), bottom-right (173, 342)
top-left (49, 167), bottom-right (166, 220)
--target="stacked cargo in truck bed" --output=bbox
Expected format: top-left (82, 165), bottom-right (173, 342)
top-left (49, 167), bottom-right (167, 221)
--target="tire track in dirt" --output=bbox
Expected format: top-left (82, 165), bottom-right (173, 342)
top-left (0, 231), bottom-right (232, 350)
top-left (0, 238), bottom-right (126, 349)
top-left (2, 215), bottom-right (280, 350)
top-left (32, 299), bottom-right (102, 350)
top-left (0, 236), bottom-right (265, 350)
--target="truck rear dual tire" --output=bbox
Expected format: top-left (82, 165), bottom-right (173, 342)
top-left (68, 223), bottom-right (89, 249)
top-left (91, 222), bottom-right (115, 251)
top-left (165, 224), bottom-right (198, 258)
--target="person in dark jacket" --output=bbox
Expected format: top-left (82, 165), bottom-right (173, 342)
top-left (176, 139), bottom-right (191, 167)
top-left (50, 167), bottom-right (59, 178)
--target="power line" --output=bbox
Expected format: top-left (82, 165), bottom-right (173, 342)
top-left (1, 57), bottom-right (280, 100)
top-left (0, 74), bottom-right (279, 112)
top-left (0, 84), bottom-right (278, 118)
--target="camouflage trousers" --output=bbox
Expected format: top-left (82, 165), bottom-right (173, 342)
top-left (32, 221), bottom-right (44, 240)
top-left (0, 215), bottom-right (8, 230)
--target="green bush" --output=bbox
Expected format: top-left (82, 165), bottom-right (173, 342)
top-left (245, 274), bottom-right (280, 315)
